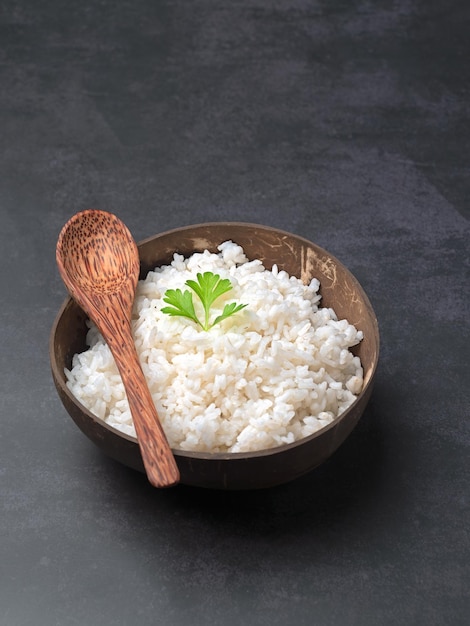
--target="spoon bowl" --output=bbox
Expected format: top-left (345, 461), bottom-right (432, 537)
top-left (57, 212), bottom-right (137, 294)
top-left (56, 210), bottom-right (179, 488)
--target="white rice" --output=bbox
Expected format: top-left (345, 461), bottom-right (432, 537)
top-left (65, 241), bottom-right (363, 453)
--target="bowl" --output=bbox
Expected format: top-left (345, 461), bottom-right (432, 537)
top-left (50, 221), bottom-right (379, 490)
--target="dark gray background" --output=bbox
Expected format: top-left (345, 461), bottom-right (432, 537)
top-left (1, 1), bottom-right (469, 625)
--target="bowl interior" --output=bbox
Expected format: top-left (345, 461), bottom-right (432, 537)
top-left (50, 222), bottom-right (379, 489)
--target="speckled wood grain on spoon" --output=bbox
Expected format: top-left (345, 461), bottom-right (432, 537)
top-left (56, 209), bottom-right (180, 488)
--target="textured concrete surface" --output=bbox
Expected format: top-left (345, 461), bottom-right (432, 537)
top-left (1, 1), bottom-right (469, 625)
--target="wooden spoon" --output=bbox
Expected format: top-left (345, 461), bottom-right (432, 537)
top-left (56, 209), bottom-right (180, 488)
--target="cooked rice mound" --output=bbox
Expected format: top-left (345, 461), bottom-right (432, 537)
top-left (65, 241), bottom-right (363, 453)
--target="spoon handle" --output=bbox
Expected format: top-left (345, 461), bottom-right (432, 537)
top-left (99, 315), bottom-right (180, 488)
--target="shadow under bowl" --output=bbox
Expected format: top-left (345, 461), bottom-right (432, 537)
top-left (50, 222), bottom-right (379, 490)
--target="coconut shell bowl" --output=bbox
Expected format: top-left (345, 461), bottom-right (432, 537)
top-left (50, 221), bottom-right (379, 490)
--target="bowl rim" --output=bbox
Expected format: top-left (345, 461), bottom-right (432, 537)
top-left (50, 220), bottom-right (380, 462)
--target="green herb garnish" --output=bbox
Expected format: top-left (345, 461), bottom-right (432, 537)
top-left (161, 271), bottom-right (248, 331)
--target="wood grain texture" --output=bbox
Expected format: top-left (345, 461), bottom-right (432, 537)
top-left (56, 209), bottom-right (179, 488)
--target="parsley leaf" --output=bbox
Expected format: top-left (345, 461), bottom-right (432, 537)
top-left (161, 288), bottom-right (200, 326)
top-left (162, 271), bottom-right (247, 331)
